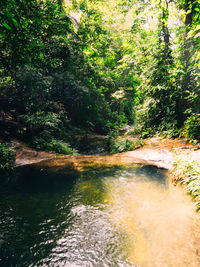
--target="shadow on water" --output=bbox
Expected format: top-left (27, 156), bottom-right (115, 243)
top-left (0, 166), bottom-right (80, 267)
top-left (0, 162), bottom-right (200, 266)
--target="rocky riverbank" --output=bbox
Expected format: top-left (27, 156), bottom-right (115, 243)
top-left (13, 137), bottom-right (200, 171)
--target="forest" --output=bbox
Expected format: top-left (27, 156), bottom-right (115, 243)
top-left (0, 0), bottom-right (200, 171)
top-left (2, 2), bottom-right (200, 265)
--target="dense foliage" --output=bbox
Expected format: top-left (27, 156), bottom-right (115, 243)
top-left (172, 156), bottom-right (200, 211)
top-left (0, 143), bottom-right (15, 175)
top-left (1, 0), bottom-right (200, 152)
top-left (1, 0), bottom-right (135, 140)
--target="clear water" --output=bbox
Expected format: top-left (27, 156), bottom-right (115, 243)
top-left (0, 164), bottom-right (200, 267)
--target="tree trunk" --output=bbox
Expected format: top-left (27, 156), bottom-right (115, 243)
top-left (159, 0), bottom-right (171, 59)
top-left (58, 0), bottom-right (63, 12)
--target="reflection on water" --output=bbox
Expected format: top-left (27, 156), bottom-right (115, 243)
top-left (0, 164), bottom-right (200, 267)
top-left (105, 173), bottom-right (200, 266)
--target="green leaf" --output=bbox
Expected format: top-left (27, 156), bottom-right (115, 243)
top-left (195, 25), bottom-right (200, 31)
top-left (0, 32), bottom-right (6, 38)
top-left (12, 18), bottom-right (18, 27)
top-left (6, 76), bottom-right (11, 82)
top-left (2, 23), bottom-right (12, 30)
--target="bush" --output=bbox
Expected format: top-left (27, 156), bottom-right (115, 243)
top-left (21, 111), bottom-right (68, 136)
top-left (135, 96), bottom-right (179, 138)
top-left (109, 137), bottom-right (143, 154)
top-left (32, 138), bottom-right (77, 155)
top-left (0, 143), bottom-right (15, 175)
top-left (19, 110), bottom-right (71, 142)
top-left (182, 113), bottom-right (200, 141)
top-left (19, 111), bottom-right (79, 154)
top-left (171, 156), bottom-right (200, 211)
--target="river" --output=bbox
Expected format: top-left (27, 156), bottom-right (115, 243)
top-left (0, 159), bottom-right (200, 266)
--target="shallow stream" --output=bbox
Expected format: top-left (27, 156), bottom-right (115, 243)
top-left (0, 161), bottom-right (200, 266)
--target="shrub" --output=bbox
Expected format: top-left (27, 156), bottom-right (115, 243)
top-left (21, 111), bottom-right (67, 136)
top-left (0, 143), bottom-right (15, 175)
top-left (182, 113), bottom-right (200, 141)
top-left (135, 96), bottom-right (179, 138)
top-left (32, 137), bottom-right (77, 155)
top-left (18, 111), bottom-right (79, 154)
top-left (171, 156), bottom-right (200, 211)
top-left (19, 110), bottom-right (70, 143)
top-left (109, 137), bottom-right (143, 154)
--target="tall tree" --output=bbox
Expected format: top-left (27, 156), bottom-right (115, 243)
top-left (179, 0), bottom-right (200, 118)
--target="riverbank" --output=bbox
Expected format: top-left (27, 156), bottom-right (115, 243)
top-left (12, 136), bottom-right (200, 211)
top-left (14, 136), bottom-right (200, 170)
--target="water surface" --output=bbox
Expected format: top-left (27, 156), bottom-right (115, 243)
top-left (0, 163), bottom-right (200, 266)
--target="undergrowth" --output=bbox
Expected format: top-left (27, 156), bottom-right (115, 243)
top-left (109, 137), bottom-right (143, 154)
top-left (0, 143), bottom-right (16, 176)
top-left (32, 138), bottom-right (77, 155)
top-left (171, 155), bottom-right (200, 211)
